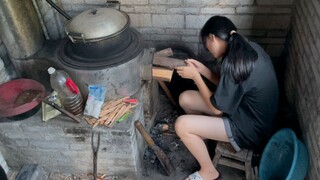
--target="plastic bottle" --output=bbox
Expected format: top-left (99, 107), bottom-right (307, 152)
top-left (48, 67), bottom-right (84, 115)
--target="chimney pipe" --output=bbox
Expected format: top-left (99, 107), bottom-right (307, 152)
top-left (0, 0), bottom-right (44, 59)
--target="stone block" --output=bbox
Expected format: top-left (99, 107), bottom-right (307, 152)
top-left (129, 13), bottom-right (152, 27)
top-left (252, 38), bottom-right (286, 44)
top-left (135, 5), bottom-right (166, 13)
top-left (83, 0), bottom-right (106, 5)
top-left (186, 15), bottom-right (211, 28)
top-left (29, 141), bottom-right (70, 150)
top-left (256, 0), bottom-right (294, 5)
top-left (167, 7), bottom-right (200, 14)
top-left (61, 0), bottom-right (85, 5)
top-left (219, 0), bottom-right (254, 5)
top-left (252, 15), bottom-right (291, 30)
top-left (238, 29), bottom-right (266, 37)
top-left (226, 15), bottom-right (254, 29)
top-left (137, 27), bottom-right (165, 34)
top-left (149, 0), bottom-right (167, 4)
top-left (121, 0), bottom-right (148, 5)
top-left (184, 0), bottom-right (218, 5)
top-left (201, 7), bottom-right (235, 14)
top-left (267, 30), bottom-right (288, 37)
top-left (182, 35), bottom-right (199, 43)
top-left (150, 34), bottom-right (181, 41)
top-left (168, 0), bottom-right (183, 4)
top-left (152, 15), bottom-right (184, 28)
top-left (120, 6), bottom-right (134, 13)
top-left (165, 28), bottom-right (197, 35)
top-left (186, 14), bottom-right (256, 30)
top-left (236, 7), bottom-right (291, 14)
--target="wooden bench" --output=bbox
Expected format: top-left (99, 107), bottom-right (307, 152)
top-left (212, 142), bottom-right (256, 180)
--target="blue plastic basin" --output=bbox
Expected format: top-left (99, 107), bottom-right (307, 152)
top-left (259, 128), bottom-right (309, 180)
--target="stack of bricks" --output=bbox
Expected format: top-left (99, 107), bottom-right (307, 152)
top-left (285, 0), bottom-right (320, 179)
top-left (35, 0), bottom-right (293, 58)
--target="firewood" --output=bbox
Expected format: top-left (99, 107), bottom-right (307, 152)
top-left (101, 96), bottom-right (129, 111)
top-left (93, 120), bottom-right (100, 128)
top-left (152, 67), bottom-right (174, 82)
top-left (154, 48), bottom-right (173, 57)
top-left (108, 104), bottom-right (132, 127)
top-left (87, 96), bottom-right (138, 128)
top-left (104, 103), bottom-right (125, 126)
top-left (99, 102), bottom-right (125, 117)
top-left (153, 56), bottom-right (186, 69)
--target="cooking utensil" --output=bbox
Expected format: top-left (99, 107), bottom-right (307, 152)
top-left (42, 98), bottom-right (81, 123)
top-left (134, 120), bottom-right (175, 176)
top-left (91, 132), bottom-right (100, 180)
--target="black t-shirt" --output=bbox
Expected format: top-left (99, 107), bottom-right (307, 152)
top-left (210, 41), bottom-right (279, 149)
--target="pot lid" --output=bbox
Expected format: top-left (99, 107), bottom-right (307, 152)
top-left (65, 8), bottom-right (130, 41)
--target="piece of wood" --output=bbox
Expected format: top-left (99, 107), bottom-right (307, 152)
top-left (158, 81), bottom-right (178, 107)
top-left (134, 120), bottom-right (175, 176)
top-left (153, 56), bottom-right (186, 69)
top-left (154, 48), bottom-right (173, 57)
top-left (152, 67), bottom-right (174, 82)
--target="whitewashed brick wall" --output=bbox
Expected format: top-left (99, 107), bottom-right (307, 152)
top-left (37, 0), bottom-right (294, 58)
top-left (285, 0), bottom-right (320, 179)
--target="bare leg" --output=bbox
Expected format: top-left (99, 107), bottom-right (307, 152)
top-left (179, 90), bottom-right (215, 115)
top-left (176, 90), bottom-right (229, 179)
top-left (176, 115), bottom-right (228, 180)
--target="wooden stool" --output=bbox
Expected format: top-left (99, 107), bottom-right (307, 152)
top-left (212, 142), bottom-right (255, 180)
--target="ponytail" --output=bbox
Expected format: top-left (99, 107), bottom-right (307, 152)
top-left (223, 32), bottom-right (258, 83)
top-left (200, 16), bottom-right (258, 83)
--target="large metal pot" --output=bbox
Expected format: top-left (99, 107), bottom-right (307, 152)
top-left (64, 8), bottom-right (130, 59)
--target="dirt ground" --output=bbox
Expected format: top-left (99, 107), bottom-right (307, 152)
top-left (138, 89), bottom-right (246, 180)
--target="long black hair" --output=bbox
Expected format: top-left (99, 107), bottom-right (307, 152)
top-left (200, 16), bottom-right (258, 83)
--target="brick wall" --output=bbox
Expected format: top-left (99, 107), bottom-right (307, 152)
top-left (37, 0), bottom-right (294, 58)
top-left (284, 0), bottom-right (320, 179)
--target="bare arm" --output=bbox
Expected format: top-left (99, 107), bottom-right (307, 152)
top-left (176, 61), bottom-right (222, 116)
top-left (186, 59), bottom-right (220, 85)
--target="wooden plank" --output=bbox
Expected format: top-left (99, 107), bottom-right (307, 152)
top-left (152, 67), bottom-right (174, 82)
top-left (153, 56), bottom-right (186, 69)
top-left (219, 158), bottom-right (245, 171)
top-left (154, 48), bottom-right (173, 57)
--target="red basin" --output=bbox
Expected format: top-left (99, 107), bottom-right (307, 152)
top-left (0, 78), bottom-right (46, 118)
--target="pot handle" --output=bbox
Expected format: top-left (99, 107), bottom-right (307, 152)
top-left (66, 32), bottom-right (86, 43)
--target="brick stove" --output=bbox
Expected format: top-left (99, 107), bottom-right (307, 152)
top-left (0, 0), bottom-right (159, 177)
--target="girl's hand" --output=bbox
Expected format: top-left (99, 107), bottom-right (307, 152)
top-left (175, 60), bottom-right (201, 80)
top-left (185, 59), bottom-right (207, 74)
